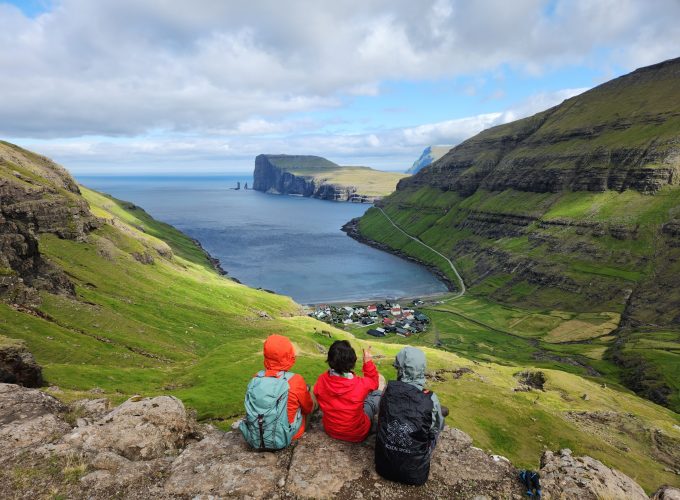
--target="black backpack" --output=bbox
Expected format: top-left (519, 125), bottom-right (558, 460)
top-left (375, 380), bottom-right (435, 485)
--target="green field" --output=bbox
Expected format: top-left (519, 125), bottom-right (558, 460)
top-left (288, 165), bottom-right (407, 197)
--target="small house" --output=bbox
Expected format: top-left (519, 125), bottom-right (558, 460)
top-left (367, 329), bottom-right (386, 338)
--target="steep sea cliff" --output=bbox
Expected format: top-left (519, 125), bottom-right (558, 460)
top-left (253, 154), bottom-right (402, 203)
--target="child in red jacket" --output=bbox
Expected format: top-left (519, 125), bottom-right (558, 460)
top-left (314, 340), bottom-right (382, 442)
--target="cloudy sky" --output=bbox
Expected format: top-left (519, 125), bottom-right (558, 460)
top-left (1, 0), bottom-right (679, 174)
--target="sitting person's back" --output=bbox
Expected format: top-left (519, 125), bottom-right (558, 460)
top-left (375, 346), bottom-right (446, 485)
top-left (314, 340), bottom-right (381, 442)
top-left (240, 334), bottom-right (314, 450)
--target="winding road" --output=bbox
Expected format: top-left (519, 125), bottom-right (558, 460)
top-left (375, 206), bottom-right (467, 347)
top-left (376, 207), bottom-right (466, 299)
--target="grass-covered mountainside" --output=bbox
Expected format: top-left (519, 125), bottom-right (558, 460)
top-left (0, 141), bottom-right (678, 491)
top-left (354, 58), bottom-right (680, 412)
top-left (253, 153), bottom-right (407, 202)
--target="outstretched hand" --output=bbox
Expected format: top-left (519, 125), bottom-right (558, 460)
top-left (363, 346), bottom-right (373, 362)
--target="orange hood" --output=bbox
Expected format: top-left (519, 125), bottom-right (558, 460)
top-left (263, 334), bottom-right (296, 372)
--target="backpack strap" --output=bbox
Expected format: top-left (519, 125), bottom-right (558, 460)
top-left (255, 370), bottom-right (296, 380)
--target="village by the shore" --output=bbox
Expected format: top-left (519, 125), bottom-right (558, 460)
top-left (308, 299), bottom-right (430, 337)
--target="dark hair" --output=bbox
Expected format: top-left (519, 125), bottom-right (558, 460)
top-left (327, 340), bottom-right (357, 374)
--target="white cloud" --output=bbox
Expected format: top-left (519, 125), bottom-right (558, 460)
top-left (20, 86), bottom-right (587, 173)
top-left (0, 0), bottom-right (678, 139)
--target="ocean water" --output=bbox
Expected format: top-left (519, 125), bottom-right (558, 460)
top-left (77, 175), bottom-right (447, 304)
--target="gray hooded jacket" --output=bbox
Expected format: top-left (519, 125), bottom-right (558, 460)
top-left (394, 347), bottom-right (445, 435)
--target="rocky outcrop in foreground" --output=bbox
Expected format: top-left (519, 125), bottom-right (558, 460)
top-left (1, 382), bottom-right (669, 499)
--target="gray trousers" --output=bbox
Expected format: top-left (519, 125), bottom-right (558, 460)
top-left (363, 389), bottom-right (382, 420)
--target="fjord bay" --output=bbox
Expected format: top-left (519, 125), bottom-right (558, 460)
top-left (77, 175), bottom-right (447, 304)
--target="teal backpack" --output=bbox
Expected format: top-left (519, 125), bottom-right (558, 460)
top-left (239, 370), bottom-right (302, 450)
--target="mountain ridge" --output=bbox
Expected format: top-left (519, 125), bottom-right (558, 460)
top-left (354, 57), bottom-right (680, 411)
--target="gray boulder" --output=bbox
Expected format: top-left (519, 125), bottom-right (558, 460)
top-left (0, 384), bottom-right (663, 500)
top-left (0, 382), bottom-right (70, 455)
top-left (63, 395), bottom-right (194, 461)
top-left (652, 486), bottom-right (680, 500)
top-left (164, 428), bottom-right (285, 498)
top-left (539, 448), bottom-right (648, 499)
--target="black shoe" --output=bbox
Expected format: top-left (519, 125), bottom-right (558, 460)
top-left (441, 405), bottom-right (449, 418)
top-left (530, 471), bottom-right (541, 497)
top-left (519, 470), bottom-right (534, 497)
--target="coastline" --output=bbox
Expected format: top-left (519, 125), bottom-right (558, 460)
top-left (188, 237), bottom-right (239, 280)
top-left (340, 216), bottom-right (458, 294)
top-left (257, 188), bottom-right (377, 204)
top-left (302, 290), bottom-right (450, 308)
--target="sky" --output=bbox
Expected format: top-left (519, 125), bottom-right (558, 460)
top-left (1, 0), bottom-right (679, 174)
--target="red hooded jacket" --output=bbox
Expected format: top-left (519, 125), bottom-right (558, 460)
top-left (313, 360), bottom-right (379, 442)
top-left (262, 335), bottom-right (314, 440)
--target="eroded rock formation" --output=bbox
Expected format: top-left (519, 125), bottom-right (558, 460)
top-left (0, 141), bottom-right (100, 306)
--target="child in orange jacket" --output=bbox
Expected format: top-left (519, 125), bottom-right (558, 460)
top-left (261, 334), bottom-right (314, 440)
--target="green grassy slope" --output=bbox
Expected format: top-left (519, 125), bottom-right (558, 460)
top-left (0, 185), bottom-right (674, 490)
top-left (0, 144), bottom-right (678, 490)
top-left (289, 166), bottom-right (407, 197)
top-left (357, 59), bottom-right (680, 413)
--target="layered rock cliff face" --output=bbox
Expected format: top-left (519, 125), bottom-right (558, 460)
top-left (355, 58), bottom-right (680, 409)
top-left (1, 382), bottom-right (667, 500)
top-left (360, 58), bottom-right (680, 319)
top-left (0, 141), bottom-right (100, 306)
top-left (401, 58), bottom-right (680, 196)
top-left (253, 154), bottom-right (403, 202)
